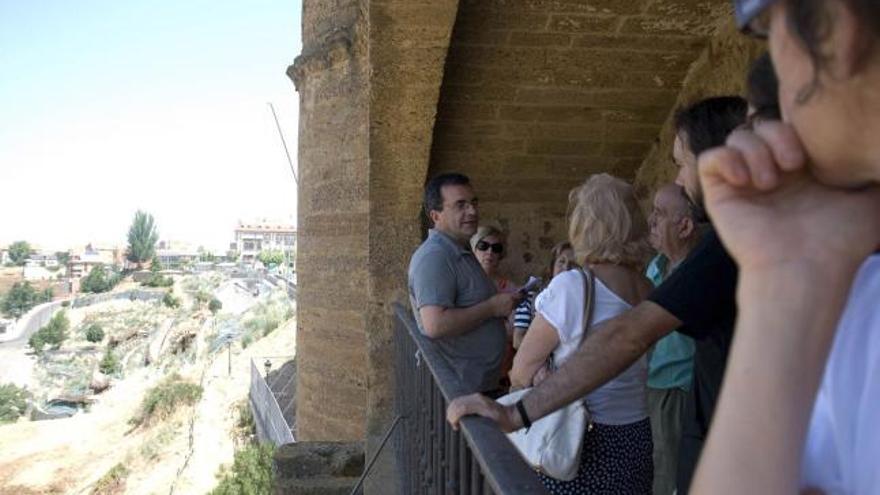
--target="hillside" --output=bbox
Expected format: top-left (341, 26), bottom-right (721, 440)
top-left (0, 272), bottom-right (296, 494)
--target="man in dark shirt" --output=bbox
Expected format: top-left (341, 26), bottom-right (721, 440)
top-left (447, 96), bottom-right (747, 494)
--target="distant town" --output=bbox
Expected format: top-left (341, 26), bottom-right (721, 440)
top-left (0, 214), bottom-right (296, 334)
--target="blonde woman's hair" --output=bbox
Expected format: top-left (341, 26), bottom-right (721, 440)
top-left (470, 225), bottom-right (505, 255)
top-left (567, 173), bottom-right (651, 267)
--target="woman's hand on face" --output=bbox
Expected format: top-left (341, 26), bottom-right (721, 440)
top-left (699, 121), bottom-right (880, 274)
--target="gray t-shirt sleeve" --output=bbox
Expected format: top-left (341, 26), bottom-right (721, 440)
top-left (410, 250), bottom-right (457, 309)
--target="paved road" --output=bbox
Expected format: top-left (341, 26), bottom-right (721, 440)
top-left (0, 301), bottom-right (61, 346)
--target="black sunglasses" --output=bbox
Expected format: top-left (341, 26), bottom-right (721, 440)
top-left (476, 241), bottom-right (504, 254)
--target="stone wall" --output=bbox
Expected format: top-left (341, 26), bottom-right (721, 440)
top-left (634, 20), bottom-right (765, 196)
top-left (428, 0), bottom-right (724, 282)
top-left (289, 0), bottom-right (370, 441)
top-left (365, 0), bottom-right (460, 491)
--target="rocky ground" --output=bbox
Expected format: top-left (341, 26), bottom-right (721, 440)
top-left (0, 272), bottom-right (296, 495)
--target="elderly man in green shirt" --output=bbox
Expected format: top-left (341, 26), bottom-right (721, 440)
top-left (646, 183), bottom-right (703, 495)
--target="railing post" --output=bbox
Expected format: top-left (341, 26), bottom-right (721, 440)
top-left (392, 304), bottom-right (548, 495)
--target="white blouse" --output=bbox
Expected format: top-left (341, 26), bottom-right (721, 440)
top-left (535, 269), bottom-right (648, 426)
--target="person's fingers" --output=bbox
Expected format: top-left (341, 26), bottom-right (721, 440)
top-left (446, 394), bottom-right (495, 430)
top-left (447, 398), bottom-right (465, 430)
top-left (753, 121), bottom-right (806, 172)
top-left (699, 146), bottom-right (750, 192)
top-left (725, 129), bottom-right (779, 190)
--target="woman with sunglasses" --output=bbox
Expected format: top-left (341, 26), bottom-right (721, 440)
top-left (471, 225), bottom-right (518, 389)
top-left (470, 225), bottom-right (512, 292)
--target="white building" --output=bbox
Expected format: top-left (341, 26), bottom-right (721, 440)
top-left (233, 219), bottom-right (296, 265)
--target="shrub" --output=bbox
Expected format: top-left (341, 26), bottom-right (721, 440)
top-left (208, 298), bottom-right (222, 314)
top-left (99, 348), bottom-right (120, 375)
top-left (29, 311), bottom-right (69, 353)
top-left (162, 291), bottom-right (180, 309)
top-left (85, 324), bottom-right (105, 343)
top-left (195, 290), bottom-right (211, 303)
top-left (130, 373), bottom-right (202, 427)
top-left (141, 273), bottom-right (173, 288)
top-left (61, 300), bottom-right (70, 307)
top-left (210, 442), bottom-right (275, 495)
top-left (241, 335), bottom-right (253, 349)
top-left (1, 281), bottom-right (41, 318)
top-left (262, 318), bottom-right (279, 337)
top-left (0, 383), bottom-right (29, 423)
top-left (80, 265), bottom-right (108, 293)
top-left (91, 463), bottom-right (128, 495)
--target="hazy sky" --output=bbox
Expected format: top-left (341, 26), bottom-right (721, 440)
top-left (0, 0), bottom-right (302, 252)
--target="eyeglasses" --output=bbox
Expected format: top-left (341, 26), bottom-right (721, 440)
top-left (476, 241), bottom-right (504, 254)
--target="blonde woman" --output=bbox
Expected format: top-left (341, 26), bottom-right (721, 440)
top-left (510, 174), bottom-right (654, 494)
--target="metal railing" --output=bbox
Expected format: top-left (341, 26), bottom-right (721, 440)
top-left (392, 303), bottom-right (548, 494)
top-left (250, 358), bottom-right (295, 446)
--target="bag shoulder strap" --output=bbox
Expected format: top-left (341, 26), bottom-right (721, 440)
top-left (578, 267), bottom-right (597, 424)
top-left (577, 267), bottom-right (596, 346)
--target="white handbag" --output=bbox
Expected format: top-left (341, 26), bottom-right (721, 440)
top-left (496, 268), bottom-right (596, 481)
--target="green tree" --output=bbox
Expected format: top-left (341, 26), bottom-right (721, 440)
top-left (54, 251), bottom-right (70, 267)
top-left (257, 250), bottom-right (284, 266)
top-left (126, 210), bottom-right (159, 269)
top-left (99, 348), bottom-right (120, 375)
top-left (150, 255), bottom-right (162, 273)
top-left (80, 265), bottom-right (112, 293)
top-left (1, 281), bottom-right (41, 318)
top-left (8, 241), bottom-right (32, 266)
top-left (29, 311), bottom-right (69, 353)
top-left (210, 443), bottom-right (275, 495)
top-left (162, 291), bottom-right (180, 309)
top-left (0, 383), bottom-right (30, 423)
top-left (208, 298), bottom-right (222, 314)
top-left (85, 323), bottom-right (105, 343)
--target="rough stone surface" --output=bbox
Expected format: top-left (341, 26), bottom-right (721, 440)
top-left (290, 0), bottom-right (369, 443)
top-left (633, 19), bottom-right (764, 199)
top-left (273, 441), bottom-right (363, 495)
top-left (366, 1), bottom-right (460, 493)
top-left (429, 0), bottom-right (728, 282)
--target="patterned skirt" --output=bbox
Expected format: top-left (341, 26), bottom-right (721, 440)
top-left (538, 418), bottom-right (653, 495)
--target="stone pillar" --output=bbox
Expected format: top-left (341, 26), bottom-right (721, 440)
top-left (366, 1), bottom-right (460, 492)
top-left (288, 0), bottom-right (370, 442)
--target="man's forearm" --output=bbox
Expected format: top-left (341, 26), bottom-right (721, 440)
top-left (430, 300), bottom-right (496, 338)
top-left (521, 309), bottom-right (658, 422)
top-left (691, 262), bottom-right (857, 494)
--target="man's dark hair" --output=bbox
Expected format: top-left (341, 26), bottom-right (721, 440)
top-left (784, 0), bottom-right (880, 102)
top-left (747, 52), bottom-right (781, 121)
top-left (674, 96), bottom-right (748, 223)
top-left (424, 173), bottom-right (470, 215)
top-left (674, 96), bottom-right (748, 156)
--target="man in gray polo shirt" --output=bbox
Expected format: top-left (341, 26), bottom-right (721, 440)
top-left (408, 173), bottom-right (521, 394)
